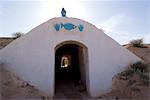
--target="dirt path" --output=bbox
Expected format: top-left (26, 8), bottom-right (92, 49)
top-left (54, 78), bottom-right (89, 99)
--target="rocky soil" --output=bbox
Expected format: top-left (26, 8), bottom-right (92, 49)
top-left (0, 66), bottom-right (48, 100)
top-left (0, 38), bottom-right (14, 49)
top-left (98, 45), bottom-right (150, 100)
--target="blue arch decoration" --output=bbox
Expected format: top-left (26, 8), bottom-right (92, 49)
top-left (54, 23), bottom-right (84, 32)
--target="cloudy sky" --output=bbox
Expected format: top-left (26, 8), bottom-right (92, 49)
top-left (0, 0), bottom-right (149, 44)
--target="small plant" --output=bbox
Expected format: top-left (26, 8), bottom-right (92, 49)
top-left (139, 73), bottom-right (149, 86)
top-left (130, 61), bottom-right (150, 85)
top-left (120, 69), bottom-right (134, 77)
top-left (131, 61), bottom-right (149, 73)
top-left (130, 38), bottom-right (146, 48)
top-left (119, 61), bottom-right (149, 84)
top-left (12, 32), bottom-right (24, 39)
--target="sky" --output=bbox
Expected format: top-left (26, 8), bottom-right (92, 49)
top-left (0, 0), bottom-right (149, 44)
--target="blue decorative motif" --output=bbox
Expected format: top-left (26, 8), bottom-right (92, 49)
top-left (62, 23), bottom-right (77, 30)
top-left (54, 24), bottom-right (60, 31)
top-left (78, 24), bottom-right (84, 32)
top-left (54, 23), bottom-right (84, 32)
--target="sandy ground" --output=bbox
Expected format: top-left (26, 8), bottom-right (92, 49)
top-left (0, 67), bottom-right (47, 100)
top-left (126, 45), bottom-right (150, 64)
top-left (54, 78), bottom-right (90, 99)
top-left (0, 45), bottom-right (150, 100)
top-left (0, 38), bottom-right (14, 49)
top-left (101, 72), bottom-right (150, 100)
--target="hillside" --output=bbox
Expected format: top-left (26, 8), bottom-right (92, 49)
top-left (100, 44), bottom-right (150, 99)
top-left (0, 38), bottom-right (15, 49)
top-left (126, 45), bottom-right (150, 64)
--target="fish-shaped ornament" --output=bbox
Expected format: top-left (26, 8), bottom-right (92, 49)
top-left (61, 23), bottom-right (77, 30)
top-left (54, 23), bottom-right (84, 32)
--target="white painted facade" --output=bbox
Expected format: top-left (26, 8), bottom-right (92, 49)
top-left (0, 17), bottom-right (140, 97)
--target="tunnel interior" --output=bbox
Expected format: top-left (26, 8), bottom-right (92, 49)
top-left (55, 44), bottom-right (81, 83)
top-left (55, 43), bottom-right (86, 96)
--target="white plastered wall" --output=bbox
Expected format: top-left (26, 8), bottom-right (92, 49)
top-left (0, 17), bottom-right (141, 97)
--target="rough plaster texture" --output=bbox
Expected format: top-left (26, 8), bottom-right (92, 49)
top-left (0, 17), bottom-right (141, 97)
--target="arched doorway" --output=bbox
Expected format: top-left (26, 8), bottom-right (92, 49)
top-left (54, 41), bottom-right (89, 98)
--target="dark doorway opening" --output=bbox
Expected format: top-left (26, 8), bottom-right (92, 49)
top-left (55, 43), bottom-right (87, 98)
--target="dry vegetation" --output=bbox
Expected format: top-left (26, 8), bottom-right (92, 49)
top-left (101, 61), bottom-right (150, 100)
top-left (100, 44), bottom-right (150, 99)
